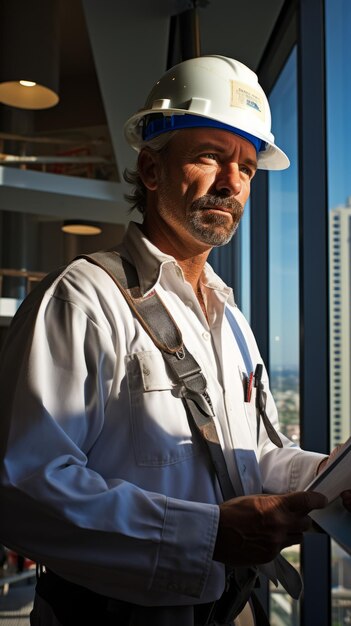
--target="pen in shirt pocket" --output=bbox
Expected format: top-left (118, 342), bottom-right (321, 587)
top-left (244, 370), bottom-right (254, 402)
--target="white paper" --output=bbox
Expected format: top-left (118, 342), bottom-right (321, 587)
top-left (309, 497), bottom-right (351, 556)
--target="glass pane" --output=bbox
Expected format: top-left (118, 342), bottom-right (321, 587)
top-left (268, 47), bottom-right (300, 625)
top-left (240, 197), bottom-right (251, 322)
top-left (208, 201), bottom-right (249, 311)
top-left (325, 1), bottom-right (351, 622)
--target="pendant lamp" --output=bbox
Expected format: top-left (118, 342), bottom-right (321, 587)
top-left (61, 221), bottom-right (102, 236)
top-left (0, 0), bottom-right (60, 110)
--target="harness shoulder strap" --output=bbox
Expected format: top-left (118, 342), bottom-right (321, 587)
top-left (78, 251), bottom-right (240, 500)
top-left (80, 250), bottom-right (183, 355)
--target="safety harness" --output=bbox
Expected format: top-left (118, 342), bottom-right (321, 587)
top-left (75, 250), bottom-right (301, 623)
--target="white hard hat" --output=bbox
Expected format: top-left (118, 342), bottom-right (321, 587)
top-left (124, 55), bottom-right (289, 171)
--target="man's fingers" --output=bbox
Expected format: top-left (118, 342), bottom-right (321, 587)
top-left (214, 492), bottom-right (327, 567)
top-left (303, 490), bottom-right (328, 511)
top-left (284, 490), bottom-right (328, 514)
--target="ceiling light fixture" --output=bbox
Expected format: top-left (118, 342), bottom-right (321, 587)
top-left (0, 0), bottom-right (60, 109)
top-left (19, 81), bottom-right (37, 88)
top-left (61, 220), bottom-right (102, 236)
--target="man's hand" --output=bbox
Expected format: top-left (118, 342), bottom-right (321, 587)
top-left (213, 491), bottom-right (327, 567)
top-left (316, 444), bottom-right (343, 475)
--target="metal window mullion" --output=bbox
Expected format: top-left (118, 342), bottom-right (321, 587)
top-left (298, 1), bottom-right (331, 625)
top-left (249, 169), bottom-right (269, 616)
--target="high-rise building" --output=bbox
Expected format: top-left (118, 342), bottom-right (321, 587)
top-left (329, 198), bottom-right (351, 448)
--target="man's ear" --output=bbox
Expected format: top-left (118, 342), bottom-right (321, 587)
top-left (138, 148), bottom-right (160, 191)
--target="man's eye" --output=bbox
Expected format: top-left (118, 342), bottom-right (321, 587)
top-left (200, 153), bottom-right (218, 161)
top-left (240, 164), bottom-right (254, 178)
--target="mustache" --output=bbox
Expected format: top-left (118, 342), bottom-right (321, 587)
top-left (190, 194), bottom-right (243, 213)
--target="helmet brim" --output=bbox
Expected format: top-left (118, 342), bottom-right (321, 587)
top-left (124, 109), bottom-right (290, 171)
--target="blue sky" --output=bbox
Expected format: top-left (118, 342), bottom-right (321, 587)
top-left (325, 0), bottom-right (351, 209)
top-left (239, 49), bottom-right (299, 370)
top-left (268, 48), bottom-right (299, 370)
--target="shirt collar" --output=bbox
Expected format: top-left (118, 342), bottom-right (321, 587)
top-left (202, 263), bottom-right (235, 306)
top-left (118, 221), bottom-right (235, 305)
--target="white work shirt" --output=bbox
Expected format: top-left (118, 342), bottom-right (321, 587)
top-left (0, 222), bottom-right (324, 606)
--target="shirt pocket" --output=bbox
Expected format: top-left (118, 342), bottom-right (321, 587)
top-left (243, 387), bottom-right (259, 449)
top-left (126, 350), bottom-right (199, 467)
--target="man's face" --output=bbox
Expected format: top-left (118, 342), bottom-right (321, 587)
top-left (143, 127), bottom-right (257, 253)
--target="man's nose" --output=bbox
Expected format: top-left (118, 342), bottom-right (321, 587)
top-left (214, 163), bottom-right (242, 197)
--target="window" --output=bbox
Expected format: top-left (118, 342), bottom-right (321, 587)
top-left (268, 47), bottom-right (300, 625)
top-left (268, 48), bottom-right (299, 443)
top-left (326, 0), bottom-right (351, 620)
top-left (240, 199), bottom-right (251, 321)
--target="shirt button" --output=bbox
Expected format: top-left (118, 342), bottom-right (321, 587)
top-left (202, 331), bottom-right (210, 341)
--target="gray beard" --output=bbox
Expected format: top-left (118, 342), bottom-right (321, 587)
top-left (186, 194), bottom-right (244, 246)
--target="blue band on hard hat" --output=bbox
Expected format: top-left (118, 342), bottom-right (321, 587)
top-left (142, 114), bottom-right (266, 153)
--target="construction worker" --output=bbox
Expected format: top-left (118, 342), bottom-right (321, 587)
top-left (0, 56), bottom-right (347, 626)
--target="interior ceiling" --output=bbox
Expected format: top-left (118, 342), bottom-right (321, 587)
top-left (60, 0), bottom-right (284, 77)
top-left (60, 0), bottom-right (285, 76)
top-left (0, 0), bottom-right (285, 225)
top-left (30, 0), bottom-right (285, 139)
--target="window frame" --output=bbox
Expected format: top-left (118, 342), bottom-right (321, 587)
top-left (254, 0), bottom-right (331, 624)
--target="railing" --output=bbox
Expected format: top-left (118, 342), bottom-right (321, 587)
top-left (0, 568), bottom-right (36, 595)
top-left (0, 268), bottom-right (46, 297)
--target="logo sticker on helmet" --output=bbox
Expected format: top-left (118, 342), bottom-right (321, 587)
top-left (230, 81), bottom-right (265, 121)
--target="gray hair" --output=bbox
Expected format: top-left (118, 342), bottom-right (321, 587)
top-left (123, 131), bottom-right (178, 215)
